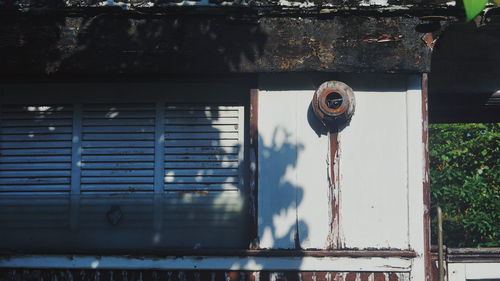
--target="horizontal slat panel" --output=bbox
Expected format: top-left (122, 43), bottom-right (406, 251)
top-left (165, 132), bottom-right (238, 140)
top-left (165, 140), bottom-right (238, 147)
top-left (165, 118), bottom-right (238, 125)
top-left (164, 184), bottom-right (240, 191)
top-left (0, 156), bottom-right (71, 163)
top-left (165, 154), bottom-right (238, 161)
top-left (84, 104), bottom-right (155, 111)
top-left (0, 178), bottom-right (70, 184)
top-left (165, 147), bottom-right (238, 155)
top-left (0, 126), bottom-right (72, 134)
top-left (164, 176), bottom-right (239, 184)
top-left (164, 161), bottom-right (238, 169)
top-left (82, 126), bottom-right (154, 133)
top-left (83, 119), bottom-right (154, 126)
top-left (0, 163), bottom-right (71, 170)
top-left (0, 185), bottom-right (70, 192)
top-left (81, 177), bottom-right (153, 184)
top-left (82, 155), bottom-right (154, 162)
top-left (0, 141), bottom-right (72, 149)
top-left (165, 125), bottom-right (238, 133)
top-left (0, 148), bottom-right (71, 155)
top-left (0, 105), bottom-right (71, 112)
top-left (163, 169), bottom-right (239, 176)
top-left (81, 162), bottom-right (154, 169)
top-left (0, 112), bottom-right (73, 119)
top-left (83, 111), bottom-right (155, 119)
top-left (83, 133), bottom-right (155, 141)
top-left (166, 105), bottom-right (239, 111)
top-left (0, 171), bottom-right (70, 177)
top-left (80, 185), bottom-right (154, 192)
top-left (82, 170), bottom-right (154, 177)
top-left (0, 120), bottom-right (72, 127)
top-left (82, 141), bottom-right (153, 148)
top-left (165, 110), bottom-right (238, 118)
top-left (0, 134), bottom-right (72, 141)
top-left (82, 148), bottom-right (154, 155)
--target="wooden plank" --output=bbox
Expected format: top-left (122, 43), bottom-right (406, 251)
top-left (0, 185), bottom-right (70, 192)
top-left (0, 134), bottom-right (72, 141)
top-left (0, 141), bottom-right (72, 149)
top-left (0, 112), bottom-right (73, 119)
top-left (0, 119), bottom-right (72, 127)
top-left (164, 162), bottom-right (238, 169)
top-left (0, 171), bottom-right (70, 177)
top-left (0, 156), bottom-right (71, 163)
top-left (162, 169), bottom-right (239, 177)
top-left (83, 111), bottom-right (155, 119)
top-left (165, 147), bottom-right (238, 155)
top-left (165, 110), bottom-right (239, 118)
top-left (165, 139), bottom-right (238, 147)
top-left (83, 119), bottom-right (155, 126)
top-left (164, 184), bottom-right (239, 191)
top-left (0, 126), bottom-right (73, 134)
top-left (82, 170), bottom-right (154, 177)
top-left (0, 105), bottom-right (71, 112)
top-left (82, 126), bottom-right (154, 133)
top-left (81, 177), bottom-right (153, 184)
top-left (0, 163), bottom-right (71, 170)
top-left (82, 155), bottom-right (154, 162)
top-left (164, 176), bottom-right (239, 184)
top-left (0, 178), bottom-right (70, 184)
top-left (84, 104), bottom-right (155, 111)
top-left (165, 154), bottom-right (239, 161)
top-left (165, 118), bottom-right (239, 125)
top-left (0, 148), bottom-right (71, 155)
top-left (165, 125), bottom-right (238, 133)
top-left (166, 106), bottom-right (239, 111)
top-left (165, 132), bottom-right (238, 140)
top-left (82, 141), bottom-right (153, 148)
top-left (82, 133), bottom-right (154, 141)
top-left (80, 162), bottom-right (154, 169)
top-left (82, 148), bottom-right (154, 155)
top-left (80, 184), bottom-right (153, 191)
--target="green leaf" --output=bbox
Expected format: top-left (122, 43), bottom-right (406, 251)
top-left (463, 0), bottom-right (488, 21)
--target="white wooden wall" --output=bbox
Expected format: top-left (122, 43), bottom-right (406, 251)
top-left (257, 74), bottom-right (426, 278)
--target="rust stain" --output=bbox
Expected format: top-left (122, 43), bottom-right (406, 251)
top-left (421, 33), bottom-right (435, 50)
top-left (328, 130), bottom-right (341, 249)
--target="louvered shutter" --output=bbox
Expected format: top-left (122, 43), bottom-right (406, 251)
top-left (81, 104), bottom-right (156, 193)
top-left (164, 105), bottom-right (244, 191)
top-left (0, 105), bottom-right (73, 193)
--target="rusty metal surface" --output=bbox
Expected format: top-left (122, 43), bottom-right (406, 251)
top-left (0, 269), bottom-right (410, 281)
top-left (0, 11), bottom-right (445, 75)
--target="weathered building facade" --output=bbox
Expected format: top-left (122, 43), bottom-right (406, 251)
top-left (0, 0), bottom-right (497, 280)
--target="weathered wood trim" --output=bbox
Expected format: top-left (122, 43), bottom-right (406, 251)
top-left (249, 89), bottom-right (259, 249)
top-left (421, 73), bottom-right (431, 281)
top-left (0, 254), bottom-right (416, 271)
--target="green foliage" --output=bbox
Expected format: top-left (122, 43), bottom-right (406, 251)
top-left (463, 0), bottom-right (489, 21)
top-left (430, 123), bottom-right (500, 247)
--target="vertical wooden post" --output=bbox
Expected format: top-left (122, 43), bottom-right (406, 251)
top-left (249, 89), bottom-right (259, 249)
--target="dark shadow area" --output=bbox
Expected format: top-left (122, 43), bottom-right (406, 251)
top-left (429, 12), bottom-right (500, 123)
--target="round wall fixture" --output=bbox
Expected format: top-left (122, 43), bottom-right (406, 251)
top-left (311, 81), bottom-right (355, 128)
